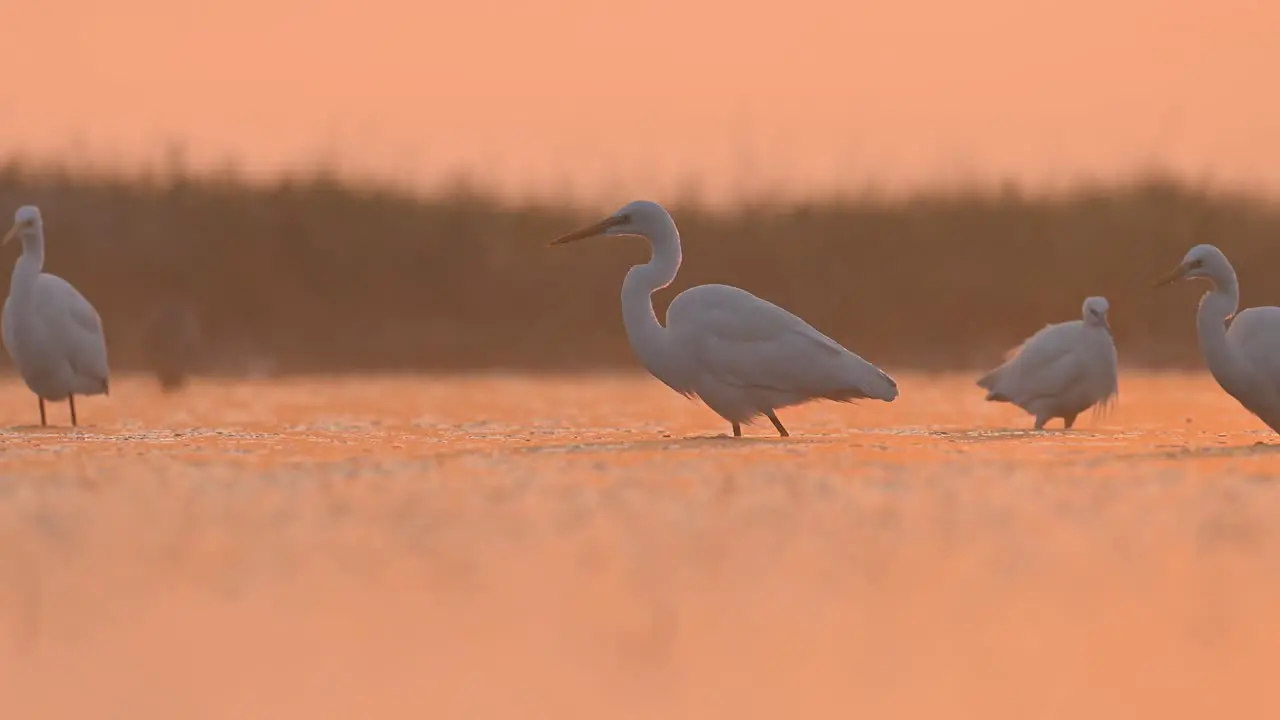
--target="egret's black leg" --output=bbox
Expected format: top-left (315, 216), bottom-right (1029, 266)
top-left (732, 422), bottom-right (742, 437)
top-left (765, 410), bottom-right (790, 438)
top-left (38, 398), bottom-right (46, 427)
top-left (1063, 413), bottom-right (1078, 430)
top-left (69, 395), bottom-right (77, 427)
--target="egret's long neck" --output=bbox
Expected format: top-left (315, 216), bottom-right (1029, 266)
top-left (1197, 276), bottom-right (1246, 394)
top-left (621, 218), bottom-right (682, 373)
top-left (10, 228), bottom-right (45, 296)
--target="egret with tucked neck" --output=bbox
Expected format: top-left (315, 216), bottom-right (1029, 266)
top-left (549, 200), bottom-right (898, 437)
top-left (976, 295), bottom-right (1119, 430)
top-left (1154, 243), bottom-right (1280, 434)
top-left (2, 205), bottom-right (110, 427)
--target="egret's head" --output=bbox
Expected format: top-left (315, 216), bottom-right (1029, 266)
top-left (1153, 244), bottom-right (1231, 288)
top-left (3, 205), bottom-right (41, 246)
top-left (1082, 296), bottom-right (1111, 330)
top-left (548, 200), bottom-right (673, 246)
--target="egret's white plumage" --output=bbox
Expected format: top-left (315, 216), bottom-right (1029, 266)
top-left (977, 296), bottom-right (1118, 430)
top-left (549, 200), bottom-right (897, 437)
top-left (1154, 244), bottom-right (1280, 433)
top-left (2, 206), bottom-right (109, 426)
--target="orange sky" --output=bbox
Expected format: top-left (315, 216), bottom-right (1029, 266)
top-left (2, 0), bottom-right (1277, 202)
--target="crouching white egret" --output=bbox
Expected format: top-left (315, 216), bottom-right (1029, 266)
top-left (1154, 244), bottom-right (1280, 433)
top-left (548, 200), bottom-right (898, 437)
top-left (977, 296), bottom-right (1118, 430)
top-left (2, 206), bottom-right (110, 426)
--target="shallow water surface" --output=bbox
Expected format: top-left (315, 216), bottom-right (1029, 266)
top-left (0, 372), bottom-right (1277, 719)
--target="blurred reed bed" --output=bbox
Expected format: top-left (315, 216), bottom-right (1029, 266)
top-left (0, 159), bottom-right (1277, 377)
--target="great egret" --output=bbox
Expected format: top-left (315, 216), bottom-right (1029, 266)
top-left (2, 206), bottom-right (110, 426)
top-left (977, 296), bottom-right (1118, 430)
top-left (1154, 244), bottom-right (1280, 433)
top-left (548, 200), bottom-right (898, 437)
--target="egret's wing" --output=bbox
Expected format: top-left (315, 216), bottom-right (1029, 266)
top-left (668, 284), bottom-right (896, 402)
top-left (1, 296), bottom-right (13, 359)
top-left (67, 291), bottom-right (104, 337)
top-left (982, 321), bottom-right (1086, 401)
top-left (1225, 306), bottom-right (1280, 429)
top-left (36, 274), bottom-right (109, 382)
top-left (1228, 307), bottom-right (1280, 382)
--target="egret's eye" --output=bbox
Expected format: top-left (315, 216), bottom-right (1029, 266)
top-left (618, 214), bottom-right (632, 224)
top-left (1189, 258), bottom-right (1204, 269)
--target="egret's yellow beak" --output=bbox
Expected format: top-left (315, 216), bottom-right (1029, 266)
top-left (2, 223), bottom-right (18, 246)
top-left (548, 215), bottom-right (627, 246)
top-left (1152, 262), bottom-right (1190, 288)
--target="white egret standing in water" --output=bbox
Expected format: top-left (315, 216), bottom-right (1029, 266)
top-left (2, 206), bottom-right (110, 426)
top-left (1154, 244), bottom-right (1280, 433)
top-left (548, 200), bottom-right (898, 437)
top-left (977, 296), bottom-right (1119, 429)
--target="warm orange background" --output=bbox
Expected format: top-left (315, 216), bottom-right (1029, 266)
top-left (3, 0), bottom-right (1277, 202)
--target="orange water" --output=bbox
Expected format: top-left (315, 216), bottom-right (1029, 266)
top-left (1, 372), bottom-right (1277, 718)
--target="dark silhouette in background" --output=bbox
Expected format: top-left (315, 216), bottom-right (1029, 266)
top-left (143, 302), bottom-right (202, 391)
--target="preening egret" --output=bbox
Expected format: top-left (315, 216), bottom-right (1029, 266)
top-left (548, 200), bottom-right (898, 437)
top-left (977, 296), bottom-right (1118, 430)
top-left (1154, 244), bottom-right (1280, 433)
top-left (2, 206), bottom-right (110, 426)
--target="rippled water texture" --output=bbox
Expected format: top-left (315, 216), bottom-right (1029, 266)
top-left (1, 372), bottom-right (1278, 718)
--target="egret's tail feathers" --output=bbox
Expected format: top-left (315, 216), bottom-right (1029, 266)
top-left (976, 370), bottom-right (998, 391)
top-left (825, 389), bottom-right (869, 403)
top-left (1090, 389), bottom-right (1119, 420)
top-left (873, 374), bottom-right (899, 402)
top-left (70, 374), bottom-right (110, 397)
top-left (819, 372), bottom-right (897, 404)
top-left (853, 367), bottom-right (899, 402)
top-left (977, 369), bottom-right (1014, 403)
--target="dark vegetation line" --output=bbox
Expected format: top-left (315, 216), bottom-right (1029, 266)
top-left (0, 160), bottom-right (1276, 376)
